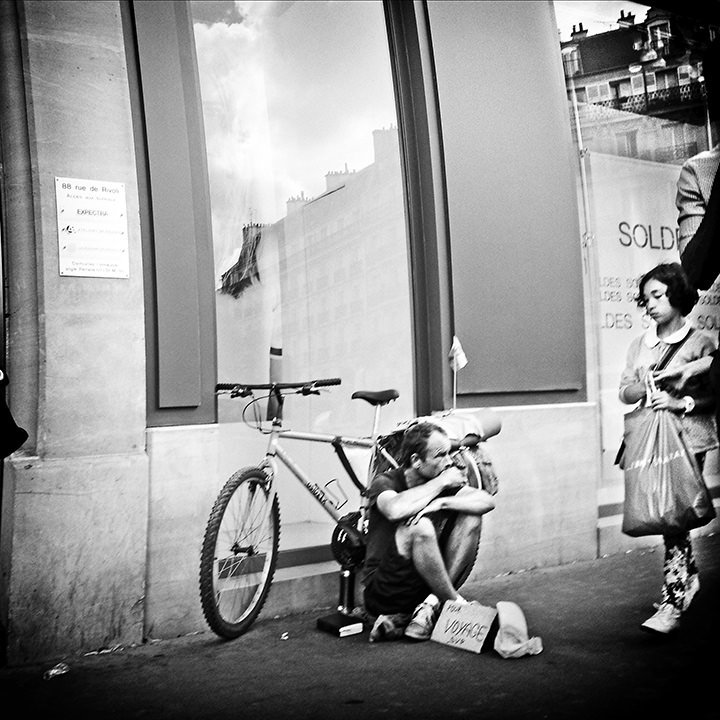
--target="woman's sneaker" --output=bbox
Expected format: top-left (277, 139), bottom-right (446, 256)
top-left (404, 600), bottom-right (440, 641)
top-left (652, 576), bottom-right (700, 613)
top-left (640, 603), bottom-right (681, 634)
top-left (683, 575), bottom-right (700, 611)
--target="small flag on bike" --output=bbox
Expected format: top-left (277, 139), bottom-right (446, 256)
top-left (449, 335), bottom-right (468, 371)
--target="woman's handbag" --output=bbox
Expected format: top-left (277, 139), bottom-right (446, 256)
top-left (621, 375), bottom-right (716, 537)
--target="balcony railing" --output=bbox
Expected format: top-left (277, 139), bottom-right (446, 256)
top-left (588, 82), bottom-right (705, 115)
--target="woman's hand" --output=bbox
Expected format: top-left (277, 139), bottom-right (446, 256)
top-left (649, 390), bottom-right (684, 413)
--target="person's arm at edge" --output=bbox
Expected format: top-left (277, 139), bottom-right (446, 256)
top-left (654, 356), bottom-right (713, 386)
top-left (676, 161), bottom-right (706, 255)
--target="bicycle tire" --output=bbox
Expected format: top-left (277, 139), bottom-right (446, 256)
top-left (199, 467), bottom-right (281, 639)
top-left (453, 448), bottom-right (482, 589)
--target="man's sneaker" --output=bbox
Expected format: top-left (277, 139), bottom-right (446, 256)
top-left (404, 601), bottom-right (440, 641)
top-left (368, 613), bottom-right (410, 642)
top-left (640, 603), bottom-right (681, 634)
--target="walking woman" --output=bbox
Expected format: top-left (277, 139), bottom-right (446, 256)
top-left (619, 262), bottom-right (717, 634)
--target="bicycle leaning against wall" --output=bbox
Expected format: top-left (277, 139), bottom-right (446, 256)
top-left (198, 378), bottom-right (501, 639)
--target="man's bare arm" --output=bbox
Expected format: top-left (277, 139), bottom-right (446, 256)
top-left (410, 486), bottom-right (495, 523)
top-left (376, 467), bottom-right (467, 522)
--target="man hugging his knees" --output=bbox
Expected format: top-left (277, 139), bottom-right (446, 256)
top-left (360, 421), bottom-right (496, 642)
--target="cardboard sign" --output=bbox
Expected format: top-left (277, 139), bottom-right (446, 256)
top-left (431, 601), bottom-right (497, 654)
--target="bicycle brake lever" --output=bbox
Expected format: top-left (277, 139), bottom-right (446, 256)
top-left (232, 387), bottom-right (253, 398)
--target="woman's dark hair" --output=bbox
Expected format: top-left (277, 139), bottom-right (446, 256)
top-left (398, 421), bottom-right (445, 468)
top-left (635, 262), bottom-right (698, 316)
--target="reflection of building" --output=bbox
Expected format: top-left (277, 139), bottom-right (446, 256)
top-left (219, 223), bottom-right (263, 297)
top-left (214, 127), bottom-right (412, 431)
top-left (561, 7), bottom-right (718, 162)
top-left (270, 126), bottom-right (412, 429)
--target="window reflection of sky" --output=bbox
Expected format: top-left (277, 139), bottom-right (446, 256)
top-left (191, 0), bottom-right (413, 436)
top-left (191, 0), bottom-right (396, 239)
top-left (554, 1), bottom-right (649, 41)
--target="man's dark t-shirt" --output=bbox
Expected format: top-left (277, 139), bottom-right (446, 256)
top-left (361, 467), bottom-right (407, 588)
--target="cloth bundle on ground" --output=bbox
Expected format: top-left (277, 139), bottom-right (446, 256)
top-left (493, 601), bottom-right (543, 659)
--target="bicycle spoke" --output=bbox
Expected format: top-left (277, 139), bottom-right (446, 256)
top-left (200, 468), bottom-right (280, 636)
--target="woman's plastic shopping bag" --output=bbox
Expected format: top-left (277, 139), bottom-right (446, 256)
top-left (622, 408), bottom-right (715, 537)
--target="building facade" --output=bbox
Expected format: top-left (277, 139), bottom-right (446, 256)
top-left (0, 0), bottom-right (717, 665)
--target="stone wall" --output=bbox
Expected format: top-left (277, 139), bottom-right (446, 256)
top-left (1, 0), bottom-right (147, 664)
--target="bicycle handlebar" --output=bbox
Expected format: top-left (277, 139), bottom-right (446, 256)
top-left (216, 378), bottom-right (342, 394)
top-left (450, 434), bottom-right (480, 451)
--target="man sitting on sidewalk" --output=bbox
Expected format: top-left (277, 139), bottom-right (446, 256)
top-left (361, 420), bottom-right (496, 641)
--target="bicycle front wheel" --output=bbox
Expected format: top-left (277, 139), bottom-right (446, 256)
top-left (199, 467), bottom-right (281, 639)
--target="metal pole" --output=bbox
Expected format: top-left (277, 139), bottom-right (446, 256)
top-left (452, 367), bottom-right (457, 410)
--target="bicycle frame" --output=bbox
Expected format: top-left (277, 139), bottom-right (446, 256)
top-left (258, 419), bottom-right (395, 523)
top-left (202, 379), bottom-right (500, 640)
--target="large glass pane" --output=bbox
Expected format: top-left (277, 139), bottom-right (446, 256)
top-left (555, 2), bottom-right (719, 548)
top-left (190, 1), bottom-right (414, 532)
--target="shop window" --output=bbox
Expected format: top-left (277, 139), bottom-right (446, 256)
top-left (189, 0), bottom-right (414, 440)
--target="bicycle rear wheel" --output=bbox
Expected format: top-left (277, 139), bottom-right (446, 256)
top-left (452, 448), bottom-right (482, 589)
top-left (199, 467), bottom-right (281, 638)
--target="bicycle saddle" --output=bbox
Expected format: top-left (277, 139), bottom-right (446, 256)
top-left (351, 389), bottom-right (399, 406)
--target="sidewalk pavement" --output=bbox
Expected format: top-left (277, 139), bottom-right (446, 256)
top-left (2, 532), bottom-right (718, 720)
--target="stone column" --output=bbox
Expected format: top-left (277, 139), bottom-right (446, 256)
top-left (1, 0), bottom-right (148, 664)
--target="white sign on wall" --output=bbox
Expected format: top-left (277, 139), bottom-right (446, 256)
top-left (55, 177), bottom-right (129, 278)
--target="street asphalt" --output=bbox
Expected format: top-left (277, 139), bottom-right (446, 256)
top-left (2, 532), bottom-right (718, 720)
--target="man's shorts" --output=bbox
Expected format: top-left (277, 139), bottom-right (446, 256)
top-left (363, 540), bottom-right (430, 616)
top-left (363, 511), bottom-right (457, 616)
